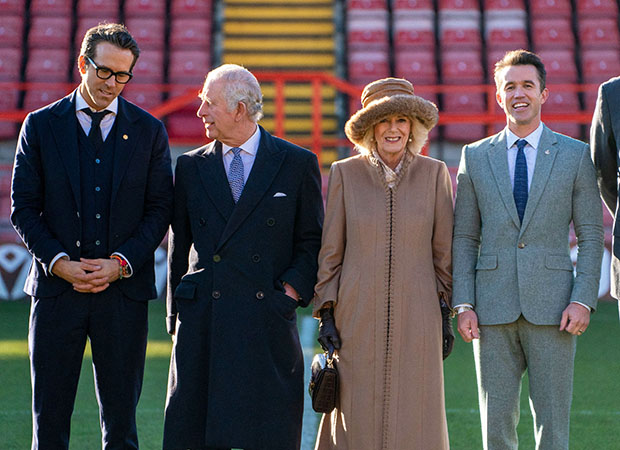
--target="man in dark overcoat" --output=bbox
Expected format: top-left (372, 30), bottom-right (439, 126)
top-left (10, 24), bottom-right (173, 449)
top-left (163, 64), bottom-right (324, 450)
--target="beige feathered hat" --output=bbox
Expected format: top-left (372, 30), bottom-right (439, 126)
top-left (344, 78), bottom-right (439, 153)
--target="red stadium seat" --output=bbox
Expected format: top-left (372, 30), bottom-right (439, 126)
top-left (348, 50), bottom-right (390, 85)
top-left (395, 49), bottom-right (437, 84)
top-left (171, 0), bottom-right (213, 17)
top-left (543, 90), bottom-right (581, 137)
top-left (532, 18), bottom-right (574, 50)
top-left (578, 18), bottom-right (620, 50)
top-left (576, 0), bottom-right (618, 17)
top-left (125, 18), bottom-right (165, 50)
top-left (441, 50), bottom-right (484, 84)
top-left (121, 85), bottom-right (162, 111)
top-left (0, 85), bottom-right (18, 139)
top-left (439, 0), bottom-right (479, 10)
top-left (26, 49), bottom-right (70, 82)
top-left (484, 0), bottom-right (525, 9)
top-left (0, 48), bottom-right (21, 81)
top-left (168, 50), bottom-right (211, 84)
top-left (130, 50), bottom-right (164, 83)
top-left (393, 14), bottom-right (435, 49)
top-left (124, 0), bottom-right (166, 17)
top-left (439, 17), bottom-right (482, 49)
top-left (169, 85), bottom-right (202, 114)
top-left (75, 17), bottom-right (120, 50)
top-left (29, 0), bottom-right (72, 16)
top-left (28, 17), bottom-right (72, 49)
top-left (538, 49), bottom-right (577, 83)
top-left (393, 0), bottom-right (433, 10)
top-left (581, 49), bottom-right (620, 83)
top-left (347, 0), bottom-right (388, 9)
top-left (77, 0), bottom-right (120, 17)
top-left (485, 19), bottom-right (527, 50)
top-left (0, 0), bottom-right (26, 14)
top-left (529, 0), bottom-right (572, 17)
top-left (442, 93), bottom-right (486, 142)
top-left (23, 88), bottom-right (70, 112)
top-left (348, 15), bottom-right (389, 50)
top-left (0, 16), bottom-right (23, 48)
top-left (166, 111), bottom-right (207, 141)
top-left (170, 18), bottom-right (212, 50)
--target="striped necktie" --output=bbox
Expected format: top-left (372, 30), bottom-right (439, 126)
top-left (513, 139), bottom-right (528, 223)
top-left (228, 147), bottom-right (244, 203)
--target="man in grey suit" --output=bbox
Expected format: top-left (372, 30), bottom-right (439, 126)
top-left (591, 76), bottom-right (620, 314)
top-left (453, 49), bottom-right (604, 450)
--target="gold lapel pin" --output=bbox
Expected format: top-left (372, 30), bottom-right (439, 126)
top-left (123, 134), bottom-right (128, 140)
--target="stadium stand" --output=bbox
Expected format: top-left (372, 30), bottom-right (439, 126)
top-left (3, 0), bottom-right (620, 151)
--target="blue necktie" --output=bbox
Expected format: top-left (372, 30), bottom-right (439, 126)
top-left (228, 147), bottom-right (244, 203)
top-left (513, 139), bottom-right (528, 223)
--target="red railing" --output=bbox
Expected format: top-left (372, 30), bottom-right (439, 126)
top-left (0, 76), bottom-right (602, 162)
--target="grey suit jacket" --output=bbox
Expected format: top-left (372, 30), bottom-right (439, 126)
top-left (453, 125), bottom-right (604, 325)
top-left (591, 76), bottom-right (620, 299)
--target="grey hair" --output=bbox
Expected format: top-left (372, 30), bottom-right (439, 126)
top-left (205, 64), bottom-right (264, 122)
top-left (354, 117), bottom-right (428, 157)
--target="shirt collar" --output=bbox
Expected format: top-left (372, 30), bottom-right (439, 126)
top-left (223, 125), bottom-right (261, 156)
top-left (505, 122), bottom-right (544, 150)
top-left (75, 89), bottom-right (118, 115)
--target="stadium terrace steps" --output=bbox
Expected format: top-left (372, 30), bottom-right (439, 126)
top-left (222, 0), bottom-right (339, 167)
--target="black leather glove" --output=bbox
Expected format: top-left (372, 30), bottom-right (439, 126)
top-left (440, 298), bottom-right (455, 360)
top-left (318, 307), bottom-right (341, 357)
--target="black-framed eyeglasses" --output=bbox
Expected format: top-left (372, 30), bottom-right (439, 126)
top-left (86, 56), bottom-right (133, 84)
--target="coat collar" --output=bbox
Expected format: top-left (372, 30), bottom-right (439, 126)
top-left (486, 125), bottom-right (558, 232)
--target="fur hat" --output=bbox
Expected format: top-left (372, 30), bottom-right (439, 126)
top-left (345, 78), bottom-right (439, 153)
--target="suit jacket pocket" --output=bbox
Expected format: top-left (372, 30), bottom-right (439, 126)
top-left (174, 280), bottom-right (197, 300)
top-left (545, 255), bottom-right (574, 271)
top-left (476, 255), bottom-right (497, 270)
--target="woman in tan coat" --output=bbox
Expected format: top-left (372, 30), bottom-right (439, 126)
top-left (313, 78), bottom-right (453, 450)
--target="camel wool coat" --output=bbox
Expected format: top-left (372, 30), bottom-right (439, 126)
top-left (313, 152), bottom-right (453, 450)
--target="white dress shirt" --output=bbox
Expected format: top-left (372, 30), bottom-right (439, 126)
top-left (222, 125), bottom-right (261, 184)
top-left (505, 122), bottom-right (543, 192)
top-left (75, 90), bottom-right (118, 142)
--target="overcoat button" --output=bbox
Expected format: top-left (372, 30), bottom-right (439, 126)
top-left (267, 218), bottom-right (276, 226)
top-left (213, 254), bottom-right (221, 262)
top-left (212, 290), bottom-right (221, 299)
top-left (76, 240), bottom-right (80, 247)
top-left (256, 291), bottom-right (265, 300)
top-left (252, 254), bottom-right (260, 262)
top-left (518, 242), bottom-right (526, 249)
top-left (199, 218), bottom-right (206, 226)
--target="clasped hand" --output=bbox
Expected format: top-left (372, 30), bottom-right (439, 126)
top-left (52, 257), bottom-right (120, 293)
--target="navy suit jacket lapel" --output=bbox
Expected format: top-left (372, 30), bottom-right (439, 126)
top-left (110, 96), bottom-right (140, 204)
top-left (196, 141), bottom-right (236, 222)
top-left (216, 126), bottom-right (286, 251)
top-left (50, 91), bottom-right (81, 209)
top-left (487, 130), bottom-right (522, 228)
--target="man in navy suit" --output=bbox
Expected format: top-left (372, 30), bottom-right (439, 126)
top-left (163, 64), bottom-right (324, 450)
top-left (10, 23), bottom-right (173, 449)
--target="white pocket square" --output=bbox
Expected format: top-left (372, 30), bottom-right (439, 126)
top-left (273, 192), bottom-right (287, 198)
